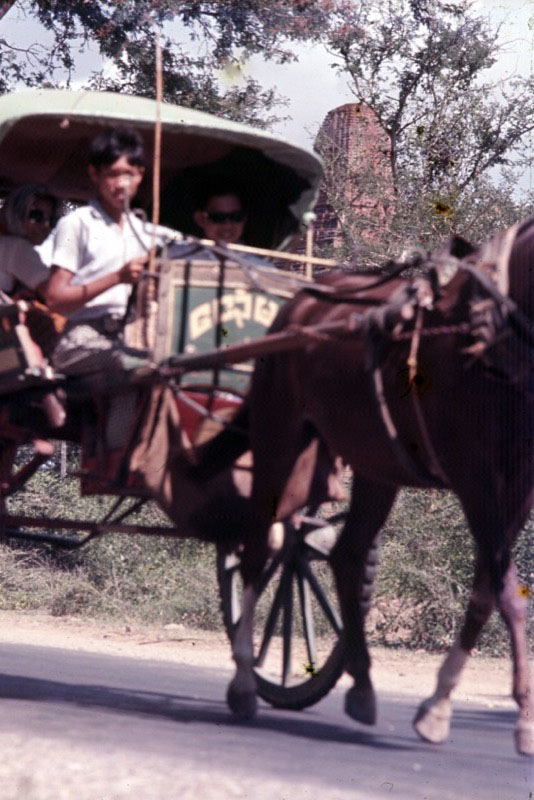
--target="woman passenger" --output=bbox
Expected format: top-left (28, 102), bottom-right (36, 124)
top-left (0, 184), bottom-right (60, 298)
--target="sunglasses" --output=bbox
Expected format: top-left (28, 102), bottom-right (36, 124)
top-left (27, 208), bottom-right (54, 226)
top-left (204, 210), bottom-right (246, 224)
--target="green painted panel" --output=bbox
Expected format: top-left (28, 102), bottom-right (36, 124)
top-left (171, 283), bottom-right (283, 394)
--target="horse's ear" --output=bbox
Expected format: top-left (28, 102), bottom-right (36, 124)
top-left (446, 234), bottom-right (478, 259)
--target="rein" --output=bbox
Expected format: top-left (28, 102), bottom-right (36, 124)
top-left (301, 258), bottom-right (418, 303)
top-left (364, 248), bottom-right (534, 487)
top-left (165, 237), bottom-right (418, 306)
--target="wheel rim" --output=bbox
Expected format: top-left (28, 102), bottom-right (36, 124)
top-left (221, 518), bottom-right (343, 692)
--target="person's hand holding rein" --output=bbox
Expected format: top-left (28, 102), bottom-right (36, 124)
top-left (118, 255), bottom-right (149, 285)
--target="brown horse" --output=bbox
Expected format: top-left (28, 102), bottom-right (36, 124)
top-left (223, 220), bottom-right (534, 756)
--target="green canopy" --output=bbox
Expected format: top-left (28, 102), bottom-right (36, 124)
top-left (0, 89), bottom-right (323, 249)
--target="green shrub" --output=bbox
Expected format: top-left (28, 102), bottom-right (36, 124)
top-left (2, 450), bottom-right (532, 654)
top-left (371, 488), bottom-right (534, 654)
top-left (2, 448), bottom-right (221, 627)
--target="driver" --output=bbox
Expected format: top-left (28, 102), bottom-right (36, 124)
top-left (43, 125), bottom-right (176, 379)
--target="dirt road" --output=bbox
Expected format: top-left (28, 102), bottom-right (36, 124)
top-left (0, 609), bottom-right (513, 701)
top-left (0, 610), bottom-right (522, 800)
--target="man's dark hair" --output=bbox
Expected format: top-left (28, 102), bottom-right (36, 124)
top-left (89, 126), bottom-right (145, 169)
top-left (195, 178), bottom-right (246, 211)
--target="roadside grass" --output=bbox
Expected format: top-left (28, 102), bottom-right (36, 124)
top-left (0, 446), bottom-right (222, 628)
top-left (1, 448), bottom-right (532, 654)
top-left (374, 488), bottom-right (533, 655)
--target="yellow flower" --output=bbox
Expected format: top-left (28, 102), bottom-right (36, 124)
top-left (433, 200), bottom-right (453, 217)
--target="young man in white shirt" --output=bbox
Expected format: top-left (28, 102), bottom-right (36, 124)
top-left (44, 126), bottom-right (174, 377)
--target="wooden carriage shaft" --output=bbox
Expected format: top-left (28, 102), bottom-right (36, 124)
top-left (160, 316), bottom-right (361, 375)
top-left (0, 513), bottom-right (177, 538)
top-left (159, 312), bottom-right (479, 378)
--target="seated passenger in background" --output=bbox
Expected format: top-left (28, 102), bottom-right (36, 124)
top-left (0, 184), bottom-right (60, 299)
top-left (168, 181), bottom-right (268, 268)
top-left (193, 182), bottom-right (247, 245)
top-left (43, 125), bottom-right (176, 378)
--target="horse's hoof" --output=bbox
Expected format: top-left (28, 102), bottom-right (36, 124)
top-left (344, 685), bottom-right (377, 726)
top-left (413, 698), bottom-right (451, 744)
top-left (515, 721), bottom-right (534, 756)
top-left (226, 683), bottom-right (258, 720)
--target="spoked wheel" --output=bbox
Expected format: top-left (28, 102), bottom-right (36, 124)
top-left (217, 513), bottom-right (346, 710)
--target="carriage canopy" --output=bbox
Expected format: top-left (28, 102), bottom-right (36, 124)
top-left (0, 89), bottom-right (323, 250)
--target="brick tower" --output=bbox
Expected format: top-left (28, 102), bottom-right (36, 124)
top-left (311, 103), bottom-right (392, 252)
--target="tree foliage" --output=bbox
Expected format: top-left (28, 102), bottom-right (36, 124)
top-left (312, 0), bottom-right (534, 258)
top-left (0, 0), bottom-right (333, 126)
top-left (2, 1), bottom-right (534, 249)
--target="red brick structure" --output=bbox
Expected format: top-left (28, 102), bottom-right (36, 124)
top-left (311, 103), bottom-right (392, 251)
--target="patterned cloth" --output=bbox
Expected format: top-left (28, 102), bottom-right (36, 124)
top-left (52, 318), bottom-right (148, 378)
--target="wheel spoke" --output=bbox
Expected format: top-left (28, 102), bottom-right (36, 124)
top-left (297, 568), bottom-right (317, 669)
top-left (281, 565), bottom-right (293, 686)
top-left (224, 549), bottom-right (284, 630)
top-left (257, 549), bottom-right (285, 598)
top-left (228, 566), bottom-right (242, 628)
top-left (255, 565), bottom-right (286, 668)
top-left (303, 522), bottom-right (340, 559)
top-left (298, 556), bottom-right (343, 634)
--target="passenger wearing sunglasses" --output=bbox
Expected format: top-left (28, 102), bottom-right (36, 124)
top-left (167, 181), bottom-right (270, 267)
top-left (0, 184), bottom-right (60, 298)
top-left (193, 186), bottom-right (247, 245)
top-left (25, 206), bottom-right (55, 241)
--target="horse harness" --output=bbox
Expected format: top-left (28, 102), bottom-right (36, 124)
top-left (350, 224), bottom-right (528, 488)
top-left (154, 228), bottom-right (530, 486)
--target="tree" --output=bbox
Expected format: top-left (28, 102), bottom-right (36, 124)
top-left (2, 1), bottom-right (533, 253)
top-left (0, 0), bottom-right (331, 126)
top-left (312, 0), bottom-right (534, 259)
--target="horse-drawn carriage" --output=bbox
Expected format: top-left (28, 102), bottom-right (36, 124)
top-left (0, 88), bottom-right (347, 711)
top-left (0, 89), bottom-right (532, 757)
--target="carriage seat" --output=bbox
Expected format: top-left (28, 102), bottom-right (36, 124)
top-left (0, 299), bottom-right (66, 431)
top-left (0, 302), bottom-right (56, 392)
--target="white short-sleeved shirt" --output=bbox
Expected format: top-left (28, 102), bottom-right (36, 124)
top-left (52, 200), bottom-right (180, 324)
top-left (35, 230), bottom-right (56, 266)
top-left (0, 234), bottom-right (50, 294)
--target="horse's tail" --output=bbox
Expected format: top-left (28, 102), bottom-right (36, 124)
top-left (490, 544), bottom-right (511, 600)
top-left (190, 401), bottom-right (250, 482)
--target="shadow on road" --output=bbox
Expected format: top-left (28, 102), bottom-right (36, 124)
top-left (0, 670), bottom-right (417, 750)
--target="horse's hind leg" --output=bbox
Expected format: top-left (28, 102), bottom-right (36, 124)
top-left (226, 367), bottom-right (302, 719)
top-left (498, 561), bottom-right (534, 755)
top-left (414, 555), bottom-right (533, 755)
top-left (413, 552), bottom-right (492, 745)
top-left (330, 476), bottom-right (397, 726)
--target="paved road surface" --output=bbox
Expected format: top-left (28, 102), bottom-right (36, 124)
top-left (0, 643), bottom-right (530, 800)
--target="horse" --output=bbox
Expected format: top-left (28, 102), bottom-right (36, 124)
top-left (220, 219), bottom-right (534, 756)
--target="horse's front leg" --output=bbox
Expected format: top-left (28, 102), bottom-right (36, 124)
top-left (226, 523), bottom-right (276, 719)
top-left (413, 555), bottom-right (534, 753)
top-left (414, 549), bottom-right (494, 745)
top-left (227, 582), bottom-right (260, 719)
top-left (413, 640), bottom-right (471, 745)
top-left (415, 496), bottom-right (533, 756)
top-left (498, 561), bottom-right (534, 755)
top-left (331, 477), bottom-right (397, 726)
